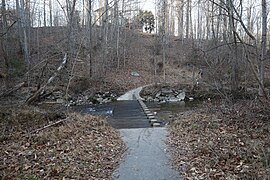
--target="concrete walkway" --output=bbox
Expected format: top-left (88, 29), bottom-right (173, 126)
top-left (113, 86), bottom-right (180, 180)
top-left (117, 86), bottom-right (143, 101)
top-left (113, 128), bottom-right (180, 180)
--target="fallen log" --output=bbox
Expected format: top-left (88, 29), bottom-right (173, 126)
top-left (25, 53), bottom-right (67, 105)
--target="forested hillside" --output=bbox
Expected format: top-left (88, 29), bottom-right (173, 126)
top-left (0, 0), bottom-right (269, 100)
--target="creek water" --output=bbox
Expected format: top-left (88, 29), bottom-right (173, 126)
top-left (145, 101), bottom-right (199, 123)
top-left (72, 100), bottom-right (198, 129)
top-left (72, 100), bottom-right (150, 129)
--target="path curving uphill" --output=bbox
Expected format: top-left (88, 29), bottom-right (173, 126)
top-left (117, 87), bottom-right (143, 101)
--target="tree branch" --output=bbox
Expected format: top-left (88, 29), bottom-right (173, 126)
top-left (25, 53), bottom-right (67, 105)
top-left (31, 119), bottom-right (66, 134)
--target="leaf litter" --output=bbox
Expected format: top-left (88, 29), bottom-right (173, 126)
top-left (0, 107), bottom-right (125, 179)
top-left (168, 100), bottom-right (270, 179)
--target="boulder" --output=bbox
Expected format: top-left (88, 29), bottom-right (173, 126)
top-left (53, 91), bottom-right (63, 98)
top-left (131, 71), bottom-right (140, 77)
top-left (176, 92), bottom-right (186, 101)
top-left (96, 97), bottom-right (103, 103)
top-left (56, 98), bottom-right (65, 104)
top-left (168, 97), bottom-right (180, 102)
top-left (146, 96), bottom-right (154, 102)
top-left (155, 92), bottom-right (161, 98)
top-left (161, 88), bottom-right (173, 95)
top-left (150, 119), bottom-right (158, 123)
top-left (102, 97), bottom-right (112, 103)
top-left (152, 122), bottom-right (161, 127)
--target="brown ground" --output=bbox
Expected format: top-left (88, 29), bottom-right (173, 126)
top-left (168, 99), bottom-right (270, 179)
top-left (0, 109), bottom-right (125, 179)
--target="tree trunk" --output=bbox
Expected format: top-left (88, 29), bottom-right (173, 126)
top-left (197, 0), bottom-right (201, 40)
top-left (43, 0), bottom-right (46, 27)
top-left (211, 1), bottom-right (216, 39)
top-left (206, 1), bottom-right (210, 40)
top-left (88, 0), bottom-right (93, 76)
top-left (114, 0), bottom-right (120, 69)
top-left (189, 0), bottom-right (193, 39)
top-left (49, 0), bottom-right (53, 27)
top-left (162, 0), bottom-right (166, 80)
top-left (185, 0), bottom-right (190, 38)
top-left (17, 0), bottom-right (30, 67)
top-left (222, 5), bottom-right (228, 42)
top-left (66, 0), bottom-right (77, 56)
top-left (82, 0), bottom-right (85, 27)
top-left (227, 0), bottom-right (239, 94)
top-left (1, 0), bottom-right (8, 88)
top-left (216, 0), bottom-right (222, 40)
top-left (177, 1), bottom-right (184, 39)
top-left (259, 0), bottom-right (267, 97)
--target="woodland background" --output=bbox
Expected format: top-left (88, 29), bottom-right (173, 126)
top-left (0, 0), bottom-right (269, 102)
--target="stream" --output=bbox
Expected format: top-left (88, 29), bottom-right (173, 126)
top-left (145, 101), bottom-right (199, 123)
top-left (72, 100), bottom-right (198, 129)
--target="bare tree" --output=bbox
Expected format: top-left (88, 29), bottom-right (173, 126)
top-left (43, 0), bottom-right (46, 27)
top-left (161, 0), bottom-right (166, 80)
top-left (1, 0), bottom-right (8, 88)
top-left (87, 0), bottom-right (93, 76)
top-left (66, 0), bottom-right (77, 56)
top-left (185, 0), bottom-right (190, 38)
top-left (226, 0), bottom-right (239, 93)
top-left (16, 0), bottom-right (30, 66)
top-left (49, 0), bottom-right (53, 27)
top-left (176, 0), bottom-right (184, 38)
top-left (259, 0), bottom-right (267, 97)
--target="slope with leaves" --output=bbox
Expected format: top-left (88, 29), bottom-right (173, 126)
top-left (168, 100), bottom-right (270, 179)
top-left (1, 111), bottom-right (125, 179)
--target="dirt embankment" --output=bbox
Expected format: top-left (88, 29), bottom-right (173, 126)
top-left (1, 108), bottom-right (125, 179)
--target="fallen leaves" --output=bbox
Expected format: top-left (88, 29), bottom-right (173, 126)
top-left (168, 100), bottom-right (270, 179)
top-left (1, 111), bottom-right (125, 179)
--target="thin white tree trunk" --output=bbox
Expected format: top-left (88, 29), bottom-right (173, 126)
top-left (185, 0), bottom-right (189, 38)
top-left (49, 0), bottom-right (53, 27)
top-left (43, 0), bottom-right (46, 27)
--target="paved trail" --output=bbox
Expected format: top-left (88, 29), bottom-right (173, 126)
top-left (117, 86), bottom-right (143, 101)
top-left (113, 87), bottom-right (180, 180)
